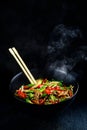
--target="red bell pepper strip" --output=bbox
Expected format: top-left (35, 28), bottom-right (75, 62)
top-left (17, 90), bottom-right (27, 98)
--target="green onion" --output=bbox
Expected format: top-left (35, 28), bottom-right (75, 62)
top-left (41, 93), bottom-right (47, 98)
top-left (26, 99), bottom-right (33, 104)
top-left (24, 90), bottom-right (34, 93)
top-left (38, 85), bottom-right (47, 92)
top-left (58, 81), bottom-right (63, 87)
top-left (50, 94), bottom-right (57, 101)
top-left (27, 93), bottom-right (34, 99)
top-left (27, 84), bottom-right (34, 87)
top-left (59, 98), bottom-right (66, 102)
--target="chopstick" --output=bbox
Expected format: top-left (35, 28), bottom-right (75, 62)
top-left (8, 47), bottom-right (37, 84)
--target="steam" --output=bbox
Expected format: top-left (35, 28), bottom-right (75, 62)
top-left (45, 24), bottom-right (87, 82)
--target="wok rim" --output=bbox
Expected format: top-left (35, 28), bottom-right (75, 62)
top-left (9, 72), bottom-right (79, 106)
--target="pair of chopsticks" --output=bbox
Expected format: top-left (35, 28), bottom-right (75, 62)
top-left (8, 47), bottom-right (37, 84)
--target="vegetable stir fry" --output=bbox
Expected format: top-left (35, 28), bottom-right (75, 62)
top-left (15, 79), bottom-right (74, 105)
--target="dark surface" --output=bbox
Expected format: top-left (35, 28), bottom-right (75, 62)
top-left (0, 95), bottom-right (87, 130)
top-left (0, 1), bottom-right (87, 130)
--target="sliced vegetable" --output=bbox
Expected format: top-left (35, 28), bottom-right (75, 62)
top-left (15, 78), bottom-right (74, 105)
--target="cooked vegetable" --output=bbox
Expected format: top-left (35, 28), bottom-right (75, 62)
top-left (14, 79), bottom-right (74, 105)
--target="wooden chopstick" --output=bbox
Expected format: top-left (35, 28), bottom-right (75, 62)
top-left (8, 47), bottom-right (37, 84)
top-left (12, 47), bottom-right (37, 84)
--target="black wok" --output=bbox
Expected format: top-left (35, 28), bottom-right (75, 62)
top-left (9, 71), bottom-right (79, 117)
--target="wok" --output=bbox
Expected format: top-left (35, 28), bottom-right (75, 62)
top-left (9, 71), bottom-right (79, 116)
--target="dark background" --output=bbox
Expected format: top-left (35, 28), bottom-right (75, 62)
top-left (0, 1), bottom-right (87, 129)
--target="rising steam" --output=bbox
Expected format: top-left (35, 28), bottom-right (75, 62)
top-left (45, 24), bottom-right (87, 82)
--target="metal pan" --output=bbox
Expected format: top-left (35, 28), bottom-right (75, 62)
top-left (9, 71), bottom-right (79, 117)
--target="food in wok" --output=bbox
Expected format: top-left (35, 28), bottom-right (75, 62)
top-left (14, 78), bottom-right (74, 105)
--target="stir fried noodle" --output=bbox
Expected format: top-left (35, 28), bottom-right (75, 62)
top-left (15, 79), bottom-right (74, 105)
